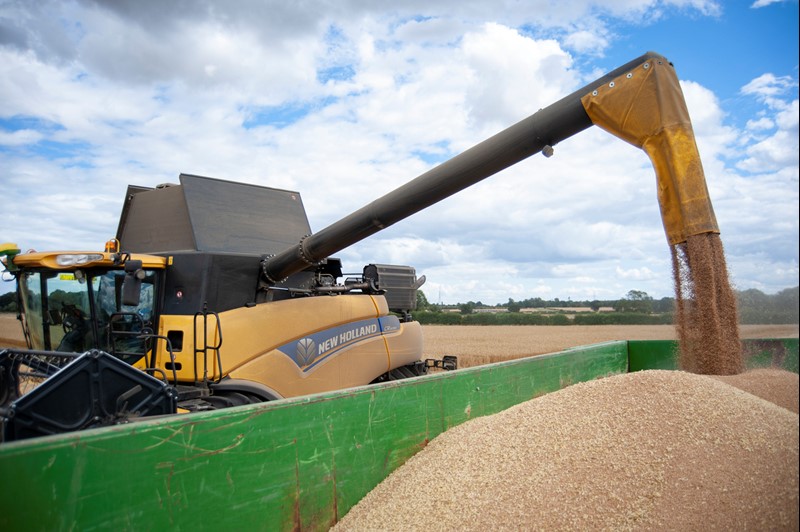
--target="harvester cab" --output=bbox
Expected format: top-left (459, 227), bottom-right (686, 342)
top-left (1, 175), bottom-right (437, 441)
top-left (2, 51), bottom-right (717, 442)
top-left (8, 250), bottom-right (164, 359)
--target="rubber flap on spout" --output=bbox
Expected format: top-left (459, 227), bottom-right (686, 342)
top-left (580, 56), bottom-right (719, 245)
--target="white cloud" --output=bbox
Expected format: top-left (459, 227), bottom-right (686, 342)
top-left (751, 0), bottom-right (785, 7)
top-left (0, 128), bottom-right (43, 146)
top-left (736, 85), bottom-right (799, 173)
top-left (462, 24), bottom-right (577, 129)
top-left (680, 80), bottom-right (739, 161)
top-left (741, 73), bottom-right (798, 107)
top-left (615, 264), bottom-right (661, 280)
top-left (563, 29), bottom-right (610, 54)
top-left (746, 117), bottom-right (774, 131)
top-left (775, 98), bottom-right (800, 130)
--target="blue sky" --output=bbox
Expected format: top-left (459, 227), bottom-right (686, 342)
top-left (0, 0), bottom-right (797, 305)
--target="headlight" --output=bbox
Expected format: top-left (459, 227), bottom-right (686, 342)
top-left (55, 254), bottom-right (104, 266)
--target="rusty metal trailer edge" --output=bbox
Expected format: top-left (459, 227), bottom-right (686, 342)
top-left (0, 338), bottom-right (796, 531)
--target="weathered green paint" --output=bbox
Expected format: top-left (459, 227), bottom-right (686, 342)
top-left (0, 338), bottom-right (795, 531)
top-left (0, 342), bottom-right (626, 531)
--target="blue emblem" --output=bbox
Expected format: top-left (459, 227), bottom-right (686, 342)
top-left (296, 337), bottom-right (317, 366)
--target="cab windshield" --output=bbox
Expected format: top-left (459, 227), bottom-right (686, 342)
top-left (18, 269), bottom-right (157, 360)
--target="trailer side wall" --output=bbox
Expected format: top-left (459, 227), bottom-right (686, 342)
top-left (1, 339), bottom-right (796, 531)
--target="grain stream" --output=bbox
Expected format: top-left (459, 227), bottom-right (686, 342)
top-left (334, 369), bottom-right (799, 531)
top-left (672, 233), bottom-right (742, 374)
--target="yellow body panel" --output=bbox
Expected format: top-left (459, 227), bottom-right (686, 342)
top-left (581, 57), bottom-right (719, 245)
top-left (383, 321), bottom-right (425, 369)
top-left (152, 294), bottom-right (423, 398)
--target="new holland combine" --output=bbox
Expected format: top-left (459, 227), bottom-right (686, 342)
top-left (1, 52), bottom-right (719, 442)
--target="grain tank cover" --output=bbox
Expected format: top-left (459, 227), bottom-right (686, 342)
top-left (116, 174), bottom-right (312, 254)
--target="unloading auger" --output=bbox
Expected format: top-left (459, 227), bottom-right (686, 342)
top-left (261, 51), bottom-right (718, 285)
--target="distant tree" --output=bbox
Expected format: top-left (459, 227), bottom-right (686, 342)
top-left (0, 291), bottom-right (17, 312)
top-left (614, 290), bottom-right (653, 313)
top-left (459, 302), bottom-right (475, 315)
top-left (737, 286), bottom-right (799, 324)
top-left (652, 297), bottom-right (675, 314)
top-left (416, 290), bottom-right (429, 311)
top-left (518, 297), bottom-right (537, 308)
top-left (507, 298), bottom-right (521, 313)
top-left (737, 288), bottom-right (770, 311)
top-left (626, 290), bottom-right (650, 301)
top-left (589, 300), bottom-right (601, 312)
top-left (773, 286), bottom-right (798, 314)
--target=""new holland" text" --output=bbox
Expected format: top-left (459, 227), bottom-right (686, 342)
top-left (318, 323), bottom-right (379, 356)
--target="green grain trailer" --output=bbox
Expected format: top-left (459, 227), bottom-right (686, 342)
top-left (0, 338), bottom-right (795, 531)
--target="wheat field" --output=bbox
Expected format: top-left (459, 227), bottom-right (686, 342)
top-left (421, 323), bottom-right (799, 368)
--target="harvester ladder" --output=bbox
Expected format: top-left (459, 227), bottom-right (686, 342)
top-left (193, 304), bottom-right (223, 385)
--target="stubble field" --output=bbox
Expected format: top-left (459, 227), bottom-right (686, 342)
top-left (2, 313), bottom-right (796, 368)
top-left (0, 313), bottom-right (26, 348)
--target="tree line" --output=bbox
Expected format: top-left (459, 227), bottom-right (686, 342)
top-left (414, 286), bottom-right (799, 325)
top-left (1, 286), bottom-right (797, 325)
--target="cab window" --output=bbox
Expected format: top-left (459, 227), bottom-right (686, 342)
top-left (94, 270), bottom-right (156, 358)
top-left (19, 271), bottom-right (92, 352)
top-left (18, 268), bottom-right (157, 356)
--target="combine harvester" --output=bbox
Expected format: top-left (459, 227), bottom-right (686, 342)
top-left (0, 51), bottom-right (796, 530)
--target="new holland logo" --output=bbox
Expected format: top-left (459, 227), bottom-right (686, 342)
top-left (296, 337), bottom-right (317, 366)
top-left (277, 316), bottom-right (400, 372)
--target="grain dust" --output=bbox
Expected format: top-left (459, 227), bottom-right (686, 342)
top-left (334, 369), bottom-right (798, 531)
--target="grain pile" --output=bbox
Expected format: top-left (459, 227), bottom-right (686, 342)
top-left (334, 369), bottom-right (798, 531)
top-left (713, 368), bottom-right (799, 414)
top-left (672, 233), bottom-right (742, 374)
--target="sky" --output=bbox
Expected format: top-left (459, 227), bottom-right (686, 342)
top-left (0, 0), bottom-right (797, 305)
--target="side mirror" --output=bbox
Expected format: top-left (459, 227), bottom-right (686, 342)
top-left (122, 260), bottom-right (145, 306)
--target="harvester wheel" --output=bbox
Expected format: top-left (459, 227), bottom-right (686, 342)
top-left (396, 366), bottom-right (418, 379)
top-left (205, 391), bottom-right (259, 409)
top-left (371, 362), bottom-right (427, 384)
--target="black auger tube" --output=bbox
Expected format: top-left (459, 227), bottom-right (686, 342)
top-left (262, 52), bottom-right (666, 283)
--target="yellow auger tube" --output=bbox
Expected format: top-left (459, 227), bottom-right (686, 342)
top-left (581, 57), bottom-right (719, 245)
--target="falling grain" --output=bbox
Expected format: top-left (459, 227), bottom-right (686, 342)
top-left (672, 233), bottom-right (743, 375)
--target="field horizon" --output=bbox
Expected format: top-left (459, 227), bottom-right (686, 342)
top-left (1, 313), bottom-right (796, 369)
